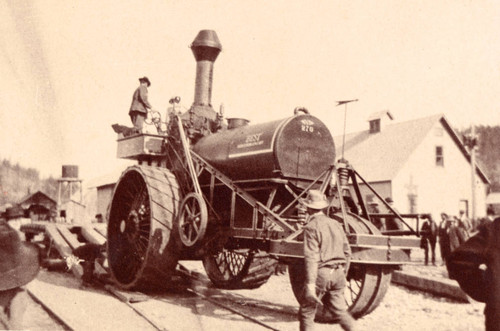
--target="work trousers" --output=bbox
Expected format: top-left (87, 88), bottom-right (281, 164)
top-left (81, 261), bottom-right (95, 285)
top-left (130, 111), bottom-right (146, 131)
top-left (422, 239), bottom-right (437, 265)
top-left (298, 266), bottom-right (355, 331)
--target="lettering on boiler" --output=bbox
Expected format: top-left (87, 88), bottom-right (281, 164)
top-left (237, 133), bottom-right (264, 149)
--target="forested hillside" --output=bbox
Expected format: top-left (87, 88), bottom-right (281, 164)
top-left (0, 159), bottom-right (58, 205)
top-left (460, 125), bottom-right (500, 192)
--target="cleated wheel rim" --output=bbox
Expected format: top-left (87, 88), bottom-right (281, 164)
top-left (344, 264), bottom-right (392, 318)
top-left (178, 193), bottom-right (208, 247)
top-left (107, 166), bottom-right (180, 289)
top-left (203, 249), bottom-right (277, 289)
top-left (213, 250), bottom-right (248, 277)
top-left (108, 171), bottom-right (151, 285)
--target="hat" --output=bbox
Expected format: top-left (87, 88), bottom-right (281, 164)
top-left (0, 221), bottom-right (40, 291)
top-left (385, 197), bottom-right (394, 203)
top-left (139, 76), bottom-right (151, 87)
top-left (300, 190), bottom-right (329, 210)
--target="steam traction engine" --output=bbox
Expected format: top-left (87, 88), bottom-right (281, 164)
top-left (108, 30), bottom-right (420, 318)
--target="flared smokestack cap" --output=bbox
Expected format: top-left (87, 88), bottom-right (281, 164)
top-left (191, 30), bottom-right (222, 62)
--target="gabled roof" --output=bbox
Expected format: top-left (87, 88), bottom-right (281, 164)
top-left (19, 191), bottom-right (57, 206)
top-left (334, 114), bottom-right (489, 184)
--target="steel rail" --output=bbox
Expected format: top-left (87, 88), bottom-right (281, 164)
top-left (26, 288), bottom-right (74, 331)
top-left (175, 264), bottom-right (281, 330)
top-left (105, 286), bottom-right (165, 331)
top-left (28, 271), bottom-right (281, 330)
top-left (185, 287), bottom-right (279, 331)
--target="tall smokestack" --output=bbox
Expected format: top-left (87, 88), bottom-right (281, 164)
top-left (190, 30), bottom-right (222, 108)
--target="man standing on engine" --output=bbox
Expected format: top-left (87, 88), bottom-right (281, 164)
top-left (298, 189), bottom-right (355, 331)
top-left (129, 76), bottom-right (152, 133)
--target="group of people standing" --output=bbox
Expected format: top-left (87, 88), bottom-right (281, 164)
top-left (419, 211), bottom-right (472, 266)
top-left (419, 209), bottom-right (498, 267)
top-left (411, 208), bottom-right (500, 330)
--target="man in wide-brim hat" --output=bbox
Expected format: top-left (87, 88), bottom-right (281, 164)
top-left (300, 189), bottom-right (329, 210)
top-left (129, 76), bottom-right (153, 133)
top-left (0, 220), bottom-right (40, 329)
top-left (138, 76), bottom-right (151, 87)
top-left (289, 189), bottom-right (355, 331)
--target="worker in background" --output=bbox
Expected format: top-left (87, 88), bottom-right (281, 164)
top-left (458, 210), bottom-right (472, 233)
top-left (368, 201), bottom-right (385, 231)
top-left (455, 214), bottom-right (470, 245)
top-left (72, 243), bottom-right (107, 287)
top-left (475, 207), bottom-right (495, 230)
top-left (129, 76), bottom-right (153, 133)
top-left (447, 217), bottom-right (500, 331)
top-left (0, 220), bottom-right (40, 329)
top-left (439, 213), bottom-right (460, 264)
top-left (420, 214), bottom-right (438, 266)
top-left (483, 207), bottom-right (496, 227)
top-left (295, 189), bottom-right (355, 331)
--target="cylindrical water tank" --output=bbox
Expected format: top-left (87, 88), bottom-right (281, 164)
top-left (62, 165), bottom-right (79, 179)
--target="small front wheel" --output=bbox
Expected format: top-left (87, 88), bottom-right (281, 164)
top-left (178, 193), bottom-right (208, 247)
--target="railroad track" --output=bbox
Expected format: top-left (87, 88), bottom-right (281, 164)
top-left (105, 265), bottom-right (283, 331)
top-left (26, 263), bottom-right (295, 331)
top-left (20, 222), bottom-right (299, 330)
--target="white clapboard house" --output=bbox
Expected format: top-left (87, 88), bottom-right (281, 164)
top-left (334, 112), bottom-right (489, 219)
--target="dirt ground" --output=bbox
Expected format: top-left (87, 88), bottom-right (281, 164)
top-left (21, 260), bottom-right (485, 331)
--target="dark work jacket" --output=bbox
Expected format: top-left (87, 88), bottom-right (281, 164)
top-left (447, 218), bottom-right (500, 331)
top-left (303, 212), bottom-right (351, 284)
top-left (420, 220), bottom-right (437, 247)
top-left (129, 85), bottom-right (152, 114)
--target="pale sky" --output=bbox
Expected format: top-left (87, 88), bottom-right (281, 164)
top-left (1, 0), bottom-right (499, 181)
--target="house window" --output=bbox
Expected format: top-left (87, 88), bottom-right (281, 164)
top-left (369, 119), bottom-right (380, 133)
top-left (436, 146), bottom-right (444, 166)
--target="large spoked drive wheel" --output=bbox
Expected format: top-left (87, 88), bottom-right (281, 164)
top-left (344, 264), bottom-right (392, 317)
top-left (178, 193), bottom-right (208, 247)
top-left (288, 212), bottom-right (394, 320)
top-left (107, 166), bottom-right (181, 290)
top-left (203, 249), bottom-right (277, 289)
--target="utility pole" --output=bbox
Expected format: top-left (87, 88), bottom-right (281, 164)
top-left (463, 126), bottom-right (478, 220)
top-left (336, 99), bottom-right (358, 160)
